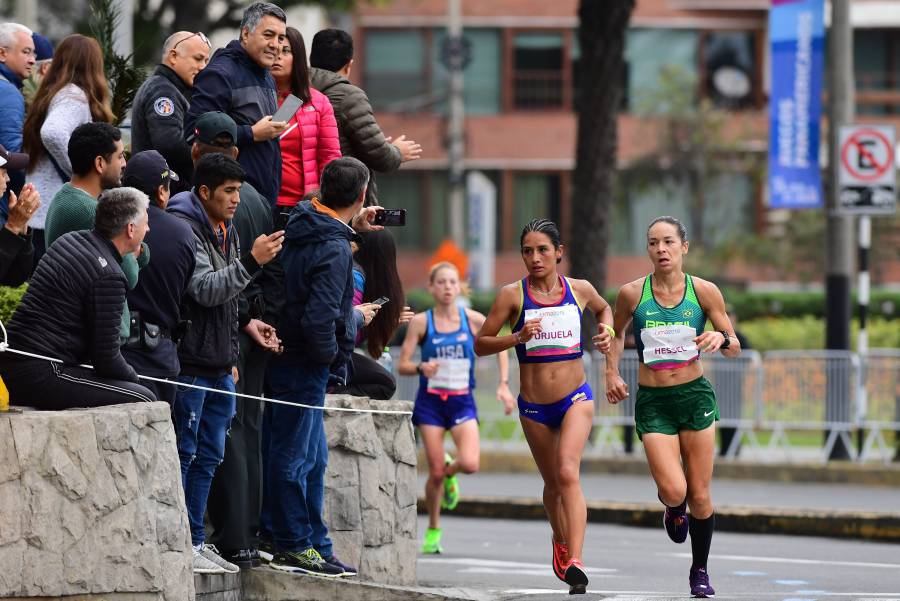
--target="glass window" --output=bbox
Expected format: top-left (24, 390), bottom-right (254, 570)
top-left (510, 173), bottom-right (561, 248)
top-left (625, 29), bottom-right (698, 113)
top-left (513, 33), bottom-right (564, 109)
top-left (854, 30), bottom-right (898, 116)
top-left (365, 31), bottom-right (427, 111)
top-left (432, 29), bottom-right (502, 115)
top-left (372, 172), bottom-right (423, 249)
top-left (702, 31), bottom-right (757, 109)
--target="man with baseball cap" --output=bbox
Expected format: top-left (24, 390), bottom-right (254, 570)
top-left (121, 150), bottom-right (195, 404)
top-left (181, 110), bottom-right (285, 568)
top-left (22, 32), bottom-right (53, 108)
top-left (0, 143), bottom-right (38, 284)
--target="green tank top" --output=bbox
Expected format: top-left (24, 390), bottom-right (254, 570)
top-left (632, 274), bottom-right (707, 369)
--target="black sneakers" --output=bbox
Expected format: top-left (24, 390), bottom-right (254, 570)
top-left (270, 548), bottom-right (344, 578)
top-left (220, 547), bottom-right (262, 569)
top-left (322, 554), bottom-right (357, 576)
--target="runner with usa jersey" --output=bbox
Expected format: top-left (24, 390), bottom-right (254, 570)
top-left (398, 262), bottom-right (515, 555)
top-left (605, 216), bottom-right (741, 598)
top-left (475, 219), bottom-right (614, 594)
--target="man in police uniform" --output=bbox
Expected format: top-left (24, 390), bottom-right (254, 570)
top-left (131, 31), bottom-right (211, 194)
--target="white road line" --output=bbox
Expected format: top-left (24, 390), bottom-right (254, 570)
top-left (661, 552), bottom-right (900, 570)
top-left (502, 592), bottom-right (900, 599)
top-left (418, 556), bottom-right (617, 573)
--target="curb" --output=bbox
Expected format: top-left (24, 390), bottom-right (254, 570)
top-left (241, 566), bottom-right (486, 601)
top-left (418, 496), bottom-right (900, 543)
top-left (474, 451), bottom-right (900, 487)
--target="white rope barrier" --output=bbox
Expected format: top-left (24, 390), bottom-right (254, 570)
top-left (0, 318), bottom-right (412, 416)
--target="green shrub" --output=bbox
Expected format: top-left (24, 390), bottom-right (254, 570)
top-left (0, 285), bottom-right (26, 324)
top-left (740, 316), bottom-right (899, 352)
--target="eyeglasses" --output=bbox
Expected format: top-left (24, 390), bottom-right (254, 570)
top-left (172, 32), bottom-right (211, 52)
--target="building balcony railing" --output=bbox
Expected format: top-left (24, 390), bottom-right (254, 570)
top-left (513, 69), bottom-right (566, 109)
top-left (856, 71), bottom-right (900, 113)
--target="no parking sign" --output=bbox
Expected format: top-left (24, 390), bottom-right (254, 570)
top-left (837, 125), bottom-right (897, 214)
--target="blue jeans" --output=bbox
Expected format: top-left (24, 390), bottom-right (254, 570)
top-left (261, 361), bottom-right (332, 555)
top-left (173, 373), bottom-right (236, 545)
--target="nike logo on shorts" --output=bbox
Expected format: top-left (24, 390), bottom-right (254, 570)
top-left (703, 410), bottom-right (714, 417)
top-left (454, 417), bottom-right (467, 424)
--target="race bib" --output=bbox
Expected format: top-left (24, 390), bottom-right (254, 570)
top-left (523, 304), bottom-right (581, 357)
top-left (641, 324), bottom-right (698, 369)
top-left (427, 358), bottom-right (471, 396)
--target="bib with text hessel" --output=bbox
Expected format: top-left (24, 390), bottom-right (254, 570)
top-left (524, 304), bottom-right (581, 357)
top-left (427, 358), bottom-right (471, 397)
top-left (640, 324), bottom-right (699, 369)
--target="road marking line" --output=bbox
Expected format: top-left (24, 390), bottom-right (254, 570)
top-left (502, 593), bottom-right (900, 599)
top-left (418, 556), bottom-right (617, 573)
top-left (662, 552), bottom-right (900, 570)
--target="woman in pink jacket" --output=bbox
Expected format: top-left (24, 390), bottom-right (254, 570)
top-left (271, 27), bottom-right (341, 227)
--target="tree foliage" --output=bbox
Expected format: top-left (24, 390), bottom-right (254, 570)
top-left (90, 0), bottom-right (146, 124)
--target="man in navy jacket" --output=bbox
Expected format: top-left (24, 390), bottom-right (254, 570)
top-left (261, 157), bottom-right (373, 577)
top-left (0, 23), bottom-right (35, 221)
top-left (184, 2), bottom-right (287, 207)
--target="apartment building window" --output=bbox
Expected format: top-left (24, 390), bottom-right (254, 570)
top-left (364, 30), bottom-right (428, 111)
top-left (432, 29), bottom-right (502, 115)
top-left (855, 29), bottom-right (900, 115)
top-left (512, 33), bottom-right (565, 109)
top-left (625, 29), bottom-right (699, 112)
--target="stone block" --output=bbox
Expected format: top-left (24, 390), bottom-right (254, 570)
top-left (362, 504), bottom-right (394, 547)
top-left (325, 448), bottom-right (358, 490)
top-left (326, 484), bottom-right (361, 531)
top-left (393, 420), bottom-right (417, 466)
top-left (330, 529), bottom-right (363, 572)
top-left (333, 414), bottom-right (380, 458)
top-left (394, 504), bottom-right (418, 540)
top-left (395, 462), bottom-right (418, 509)
top-left (0, 417), bottom-right (21, 483)
top-left (0, 403), bottom-right (193, 601)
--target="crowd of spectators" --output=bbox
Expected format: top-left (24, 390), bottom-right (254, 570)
top-left (0, 1), bottom-right (423, 578)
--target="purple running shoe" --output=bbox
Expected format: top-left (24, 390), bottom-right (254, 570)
top-left (689, 566), bottom-right (716, 598)
top-left (664, 506), bottom-right (689, 543)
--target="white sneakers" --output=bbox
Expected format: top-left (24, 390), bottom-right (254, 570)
top-left (192, 544), bottom-right (240, 574)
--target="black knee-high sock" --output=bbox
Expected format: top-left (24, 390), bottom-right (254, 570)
top-left (689, 513), bottom-right (715, 569)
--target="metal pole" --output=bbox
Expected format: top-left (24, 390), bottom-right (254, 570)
top-left (825, 0), bottom-right (855, 460)
top-left (113, 0), bottom-right (134, 59)
top-left (856, 215), bottom-right (870, 455)
top-left (447, 0), bottom-right (466, 246)
top-left (14, 0), bottom-right (37, 30)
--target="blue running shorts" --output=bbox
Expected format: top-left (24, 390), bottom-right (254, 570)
top-left (413, 391), bottom-right (479, 430)
top-left (517, 382), bottom-right (593, 429)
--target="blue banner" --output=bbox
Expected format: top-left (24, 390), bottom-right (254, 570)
top-left (768, 0), bottom-right (825, 209)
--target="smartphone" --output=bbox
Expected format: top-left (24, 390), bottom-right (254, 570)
top-left (272, 93), bottom-right (303, 123)
top-left (373, 208), bottom-right (406, 226)
top-left (373, 296), bottom-right (390, 306)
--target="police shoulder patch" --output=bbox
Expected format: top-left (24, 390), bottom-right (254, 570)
top-left (153, 97), bottom-right (175, 117)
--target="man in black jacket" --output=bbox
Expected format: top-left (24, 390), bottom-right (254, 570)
top-left (185, 2), bottom-right (288, 206)
top-left (309, 29), bottom-right (421, 205)
top-left (167, 153), bottom-right (282, 574)
top-left (0, 187), bottom-right (156, 409)
top-left (121, 150), bottom-right (193, 404)
top-left (132, 31), bottom-right (211, 194)
top-left (262, 157), bottom-right (369, 577)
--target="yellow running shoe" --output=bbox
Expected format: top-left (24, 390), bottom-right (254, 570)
top-left (421, 527), bottom-right (443, 554)
top-left (441, 452), bottom-right (460, 510)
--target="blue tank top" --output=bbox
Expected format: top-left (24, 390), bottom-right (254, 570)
top-left (512, 275), bottom-right (585, 364)
top-left (419, 307), bottom-right (477, 397)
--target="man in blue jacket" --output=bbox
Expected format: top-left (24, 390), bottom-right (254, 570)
top-left (0, 22), bottom-right (35, 222)
top-left (184, 2), bottom-right (288, 207)
top-left (262, 157), bottom-right (372, 577)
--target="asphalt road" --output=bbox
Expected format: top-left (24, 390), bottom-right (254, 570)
top-left (417, 472), bottom-right (900, 513)
top-left (416, 515), bottom-right (900, 601)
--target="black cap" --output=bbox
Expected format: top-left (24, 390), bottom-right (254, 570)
top-left (0, 144), bottom-right (29, 171)
top-left (122, 150), bottom-right (179, 198)
top-left (188, 111), bottom-right (237, 146)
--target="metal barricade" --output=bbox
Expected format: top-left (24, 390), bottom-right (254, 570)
top-left (760, 350), bottom-right (860, 462)
top-left (858, 348), bottom-right (900, 463)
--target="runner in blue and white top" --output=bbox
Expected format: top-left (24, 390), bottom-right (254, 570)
top-left (475, 219), bottom-right (614, 594)
top-left (398, 261), bottom-right (515, 556)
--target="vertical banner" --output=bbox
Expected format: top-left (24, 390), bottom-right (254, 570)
top-left (768, 0), bottom-right (825, 208)
top-left (466, 171), bottom-right (496, 292)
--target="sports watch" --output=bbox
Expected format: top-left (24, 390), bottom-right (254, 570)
top-left (719, 331), bottom-right (731, 349)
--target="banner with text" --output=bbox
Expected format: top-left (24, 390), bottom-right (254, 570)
top-left (768, 0), bottom-right (825, 209)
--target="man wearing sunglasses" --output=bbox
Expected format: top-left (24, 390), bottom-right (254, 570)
top-left (132, 30), bottom-right (211, 195)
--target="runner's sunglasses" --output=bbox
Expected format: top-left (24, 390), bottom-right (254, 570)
top-left (172, 32), bottom-right (211, 51)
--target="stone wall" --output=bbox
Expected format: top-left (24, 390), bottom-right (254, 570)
top-left (0, 402), bottom-right (194, 601)
top-left (323, 395), bottom-right (417, 586)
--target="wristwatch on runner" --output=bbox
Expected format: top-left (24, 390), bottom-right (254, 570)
top-left (719, 331), bottom-right (731, 349)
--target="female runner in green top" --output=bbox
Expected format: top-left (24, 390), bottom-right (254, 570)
top-left (605, 216), bottom-right (741, 598)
